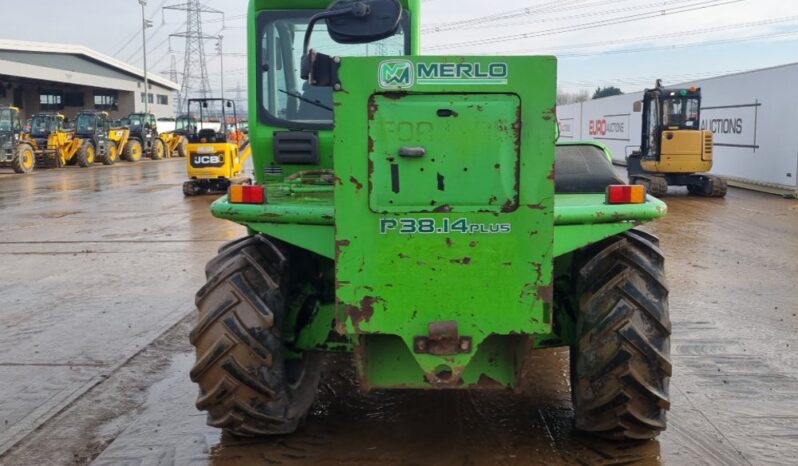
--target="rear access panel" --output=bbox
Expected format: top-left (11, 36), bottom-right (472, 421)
top-left (334, 56), bottom-right (557, 388)
top-left (369, 94), bottom-right (520, 213)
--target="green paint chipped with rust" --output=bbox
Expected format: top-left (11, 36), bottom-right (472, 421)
top-left (191, 0), bottom-right (673, 441)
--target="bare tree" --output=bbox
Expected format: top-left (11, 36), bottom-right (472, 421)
top-left (557, 89), bottom-right (590, 105)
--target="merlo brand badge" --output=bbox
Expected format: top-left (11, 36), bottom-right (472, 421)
top-left (378, 60), bottom-right (509, 89)
top-left (379, 59), bottom-right (414, 89)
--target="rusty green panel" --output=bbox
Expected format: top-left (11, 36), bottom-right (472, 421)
top-left (369, 94), bottom-right (520, 213)
top-left (333, 56), bottom-right (557, 388)
top-left (359, 335), bottom-right (521, 389)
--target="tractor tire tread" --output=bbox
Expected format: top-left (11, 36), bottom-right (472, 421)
top-left (572, 229), bottom-right (671, 441)
top-left (76, 142), bottom-right (94, 168)
top-left (191, 234), bottom-right (320, 437)
top-left (13, 143), bottom-right (35, 174)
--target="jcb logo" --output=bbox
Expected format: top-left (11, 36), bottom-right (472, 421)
top-left (379, 60), bottom-right (414, 89)
top-left (192, 154), bottom-right (223, 167)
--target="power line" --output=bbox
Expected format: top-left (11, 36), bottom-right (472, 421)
top-left (164, 0), bottom-right (224, 112)
top-left (112, 0), bottom-right (170, 58)
top-left (425, 0), bottom-right (743, 51)
top-left (500, 15), bottom-right (798, 55)
top-left (556, 29), bottom-right (798, 59)
top-left (422, 0), bottom-right (595, 32)
top-left (444, 0), bottom-right (714, 32)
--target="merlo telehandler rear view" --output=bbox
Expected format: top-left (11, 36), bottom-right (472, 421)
top-left (190, 0), bottom-right (672, 441)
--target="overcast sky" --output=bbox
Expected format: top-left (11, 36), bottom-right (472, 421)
top-left (3, 0), bottom-right (798, 95)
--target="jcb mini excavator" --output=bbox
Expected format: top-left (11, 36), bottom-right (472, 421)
top-left (182, 98), bottom-right (251, 196)
top-left (627, 80), bottom-right (726, 197)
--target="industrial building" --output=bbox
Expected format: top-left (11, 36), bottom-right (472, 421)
top-left (558, 62), bottom-right (798, 197)
top-left (0, 40), bottom-right (179, 122)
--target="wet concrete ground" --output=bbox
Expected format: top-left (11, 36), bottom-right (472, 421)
top-left (1, 162), bottom-right (797, 465)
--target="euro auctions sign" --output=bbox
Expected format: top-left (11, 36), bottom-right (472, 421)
top-left (588, 114), bottom-right (630, 141)
top-left (379, 60), bottom-right (509, 89)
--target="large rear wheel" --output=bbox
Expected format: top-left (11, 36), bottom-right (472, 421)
top-left (13, 143), bottom-right (35, 174)
top-left (190, 235), bottom-right (322, 436)
top-left (102, 142), bottom-right (118, 166)
top-left (151, 138), bottom-right (165, 160)
top-left (571, 229), bottom-right (671, 440)
top-left (76, 141), bottom-right (96, 168)
top-left (124, 140), bottom-right (143, 162)
top-left (177, 137), bottom-right (188, 157)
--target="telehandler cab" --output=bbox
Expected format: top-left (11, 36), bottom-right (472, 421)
top-left (627, 80), bottom-right (727, 197)
top-left (0, 106), bottom-right (34, 173)
top-left (182, 98), bottom-right (252, 196)
top-left (190, 0), bottom-right (672, 441)
top-left (124, 113), bottom-right (168, 161)
top-left (23, 113), bottom-right (83, 168)
top-left (74, 110), bottom-right (119, 166)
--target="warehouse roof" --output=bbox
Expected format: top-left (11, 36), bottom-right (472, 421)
top-left (0, 39), bottom-right (179, 90)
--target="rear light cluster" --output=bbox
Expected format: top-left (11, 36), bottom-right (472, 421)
top-left (606, 185), bottom-right (646, 204)
top-left (229, 184), bottom-right (265, 204)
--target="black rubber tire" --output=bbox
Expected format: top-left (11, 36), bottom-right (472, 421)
top-left (177, 137), bottom-right (188, 158)
top-left (151, 138), bottom-right (165, 160)
top-left (124, 140), bottom-right (142, 162)
top-left (13, 143), bottom-right (35, 174)
top-left (102, 142), bottom-right (118, 166)
top-left (571, 229), bottom-right (671, 440)
top-left (190, 235), bottom-right (322, 436)
top-left (76, 141), bottom-right (95, 168)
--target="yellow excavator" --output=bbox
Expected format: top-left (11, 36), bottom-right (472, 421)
top-left (182, 98), bottom-right (252, 196)
top-left (627, 80), bottom-right (726, 197)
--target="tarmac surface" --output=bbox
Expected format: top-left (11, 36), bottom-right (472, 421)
top-left (0, 159), bottom-right (797, 465)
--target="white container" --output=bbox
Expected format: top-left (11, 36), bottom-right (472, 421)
top-left (558, 63), bottom-right (798, 196)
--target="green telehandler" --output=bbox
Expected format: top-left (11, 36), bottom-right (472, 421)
top-left (190, 0), bottom-right (672, 441)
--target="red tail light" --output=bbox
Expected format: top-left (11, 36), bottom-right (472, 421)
top-left (606, 185), bottom-right (646, 204)
top-left (229, 184), bottom-right (265, 204)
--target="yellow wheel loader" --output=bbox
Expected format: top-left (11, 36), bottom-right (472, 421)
top-left (23, 113), bottom-right (83, 168)
top-left (628, 80), bottom-right (726, 197)
top-left (160, 132), bottom-right (188, 158)
top-left (108, 126), bottom-right (133, 162)
top-left (182, 98), bottom-right (252, 196)
top-left (0, 106), bottom-right (35, 174)
top-left (74, 111), bottom-right (119, 166)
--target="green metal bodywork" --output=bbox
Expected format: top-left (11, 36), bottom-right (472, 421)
top-left (210, 0), bottom-right (667, 390)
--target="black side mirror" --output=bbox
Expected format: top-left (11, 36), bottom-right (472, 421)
top-left (226, 101), bottom-right (232, 108)
top-left (300, 0), bottom-right (402, 84)
top-left (326, 0), bottom-right (402, 44)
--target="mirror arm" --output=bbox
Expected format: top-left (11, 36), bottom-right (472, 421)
top-left (302, 7), bottom-right (357, 56)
